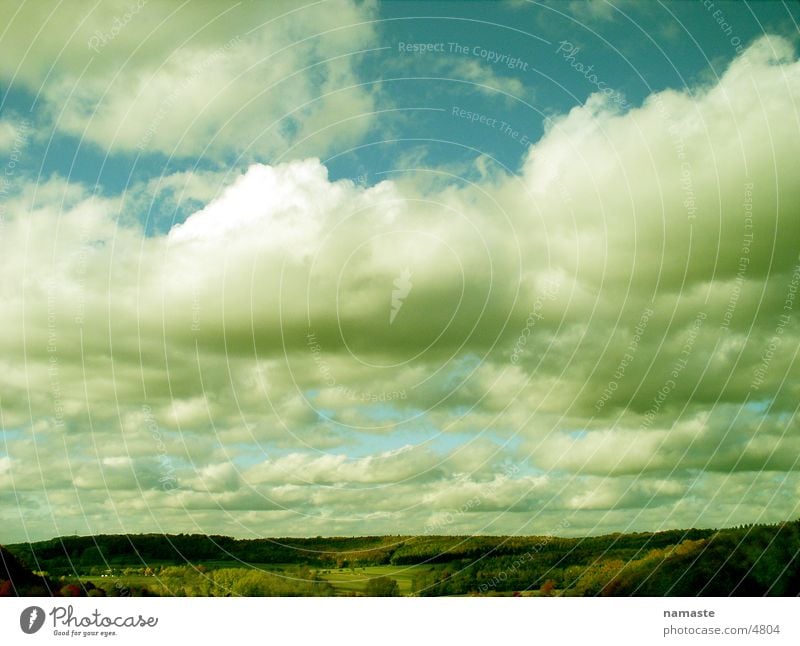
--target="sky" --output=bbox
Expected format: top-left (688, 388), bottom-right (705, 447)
top-left (0, 0), bottom-right (799, 543)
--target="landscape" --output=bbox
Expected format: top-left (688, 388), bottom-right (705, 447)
top-left (1, 0), bottom-right (799, 610)
top-left (3, 520), bottom-right (799, 596)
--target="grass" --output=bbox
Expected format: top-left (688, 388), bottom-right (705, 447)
top-left (78, 563), bottom-right (436, 596)
top-left (317, 565), bottom-right (433, 595)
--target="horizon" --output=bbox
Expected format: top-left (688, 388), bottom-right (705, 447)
top-left (11, 516), bottom-right (800, 547)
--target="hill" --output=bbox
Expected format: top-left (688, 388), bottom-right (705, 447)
top-left (3, 520), bottom-right (798, 596)
top-left (0, 544), bottom-right (56, 596)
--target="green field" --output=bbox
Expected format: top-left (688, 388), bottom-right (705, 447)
top-left (79, 563), bottom-right (436, 596)
top-left (317, 565), bottom-right (435, 595)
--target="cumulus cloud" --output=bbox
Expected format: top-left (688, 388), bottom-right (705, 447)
top-left (0, 0), bottom-right (379, 160)
top-left (1, 36), bottom-right (799, 541)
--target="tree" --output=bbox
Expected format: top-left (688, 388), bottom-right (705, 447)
top-left (364, 576), bottom-right (399, 597)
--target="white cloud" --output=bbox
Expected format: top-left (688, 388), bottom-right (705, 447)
top-left (0, 0), bottom-right (379, 160)
top-left (245, 445), bottom-right (444, 486)
top-left (0, 36), bottom-right (799, 540)
top-left (0, 119), bottom-right (27, 153)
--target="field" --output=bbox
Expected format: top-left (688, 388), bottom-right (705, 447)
top-left (317, 565), bottom-right (434, 595)
top-left (76, 563), bottom-right (438, 596)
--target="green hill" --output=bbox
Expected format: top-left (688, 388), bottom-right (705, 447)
top-left (3, 520), bottom-right (798, 596)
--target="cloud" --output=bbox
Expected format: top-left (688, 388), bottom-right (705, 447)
top-left (244, 445), bottom-right (447, 487)
top-left (0, 118), bottom-right (28, 154)
top-left (531, 405), bottom-right (800, 476)
top-left (1, 36), bottom-right (799, 541)
top-left (566, 0), bottom-right (616, 23)
top-left (0, 0), bottom-right (379, 160)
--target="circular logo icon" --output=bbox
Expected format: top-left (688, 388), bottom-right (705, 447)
top-left (20, 606), bottom-right (45, 634)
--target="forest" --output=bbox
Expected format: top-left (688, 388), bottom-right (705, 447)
top-left (2, 520), bottom-right (798, 596)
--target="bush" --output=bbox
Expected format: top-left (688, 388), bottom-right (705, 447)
top-left (364, 576), bottom-right (399, 597)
